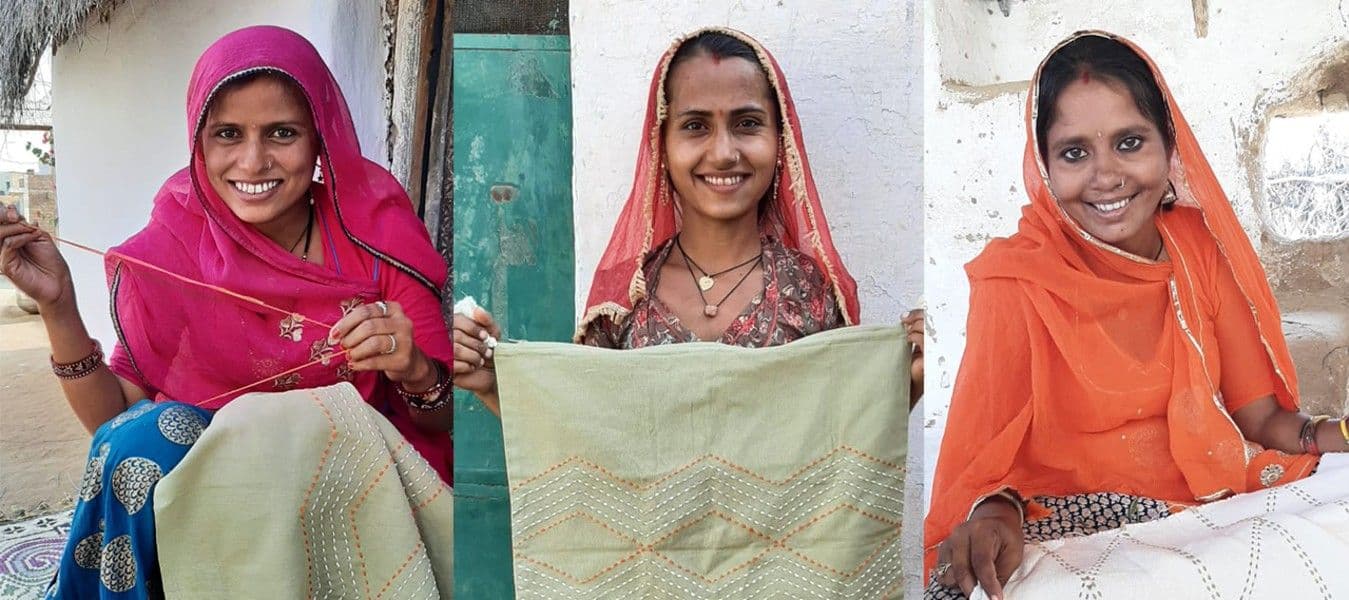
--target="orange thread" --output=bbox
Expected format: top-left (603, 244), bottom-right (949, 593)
top-left (375, 542), bottom-right (426, 600)
top-left (196, 349), bottom-right (348, 407)
top-left (49, 235), bottom-right (351, 407)
top-left (55, 236), bottom-right (336, 329)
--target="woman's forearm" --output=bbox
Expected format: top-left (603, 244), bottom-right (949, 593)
top-left (403, 352), bottom-right (453, 432)
top-left (1312, 416), bottom-right (1349, 453)
top-left (41, 300), bottom-right (134, 433)
top-left (1235, 396), bottom-right (1349, 454)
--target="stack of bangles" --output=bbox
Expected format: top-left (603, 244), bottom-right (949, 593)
top-left (51, 341), bottom-right (105, 380)
top-left (1299, 415), bottom-right (1349, 455)
top-left (397, 359), bottom-right (452, 412)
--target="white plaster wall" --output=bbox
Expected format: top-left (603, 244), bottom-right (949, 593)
top-left (51, 0), bottom-right (388, 348)
top-left (570, 0), bottom-right (924, 326)
top-left (923, 0), bottom-right (1349, 506)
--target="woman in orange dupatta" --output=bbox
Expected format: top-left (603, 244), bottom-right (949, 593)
top-left (925, 31), bottom-right (1348, 600)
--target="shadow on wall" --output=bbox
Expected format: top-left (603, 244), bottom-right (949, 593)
top-left (1248, 43), bottom-right (1349, 416)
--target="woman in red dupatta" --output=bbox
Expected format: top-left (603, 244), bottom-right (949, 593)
top-left (455, 28), bottom-right (875, 413)
top-left (924, 32), bottom-right (1348, 600)
top-left (1, 26), bottom-right (453, 598)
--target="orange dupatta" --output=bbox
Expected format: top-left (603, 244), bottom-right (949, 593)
top-left (924, 31), bottom-right (1318, 574)
top-left (575, 27), bottom-right (860, 342)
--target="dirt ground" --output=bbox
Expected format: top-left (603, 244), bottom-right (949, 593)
top-left (0, 285), bottom-right (90, 522)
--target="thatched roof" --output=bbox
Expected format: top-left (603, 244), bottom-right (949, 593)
top-left (1, 0), bottom-right (126, 121)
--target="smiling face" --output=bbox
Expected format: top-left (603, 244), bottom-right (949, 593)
top-left (200, 74), bottom-right (318, 243)
top-left (662, 51), bottom-right (780, 228)
top-left (1042, 77), bottom-right (1172, 258)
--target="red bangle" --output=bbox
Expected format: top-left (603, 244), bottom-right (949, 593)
top-left (51, 340), bottom-right (104, 380)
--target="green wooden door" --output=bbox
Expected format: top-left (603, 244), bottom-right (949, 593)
top-left (452, 34), bottom-right (574, 599)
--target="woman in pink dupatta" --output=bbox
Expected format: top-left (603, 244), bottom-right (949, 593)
top-left (0, 26), bottom-right (451, 598)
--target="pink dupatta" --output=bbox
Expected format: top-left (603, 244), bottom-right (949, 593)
top-left (105, 26), bottom-right (454, 480)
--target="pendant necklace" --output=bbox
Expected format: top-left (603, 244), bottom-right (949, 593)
top-left (679, 241), bottom-right (762, 318)
top-left (675, 235), bottom-right (762, 291)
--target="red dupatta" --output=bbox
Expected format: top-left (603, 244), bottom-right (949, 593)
top-left (576, 27), bottom-right (860, 342)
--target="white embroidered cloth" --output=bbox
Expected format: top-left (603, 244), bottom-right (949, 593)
top-left (978, 454), bottom-right (1349, 599)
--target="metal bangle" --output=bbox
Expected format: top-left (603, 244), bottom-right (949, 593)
top-left (398, 360), bottom-right (450, 412)
top-left (1301, 415), bottom-right (1330, 455)
top-left (51, 340), bottom-right (104, 380)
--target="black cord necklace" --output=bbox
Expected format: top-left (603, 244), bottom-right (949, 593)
top-left (675, 235), bottom-right (762, 291)
top-left (679, 243), bottom-right (761, 318)
top-left (287, 197), bottom-right (315, 261)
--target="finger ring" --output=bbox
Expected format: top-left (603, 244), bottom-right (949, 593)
top-left (935, 563), bottom-right (951, 578)
top-left (375, 301), bottom-right (389, 317)
top-left (383, 334), bottom-right (397, 355)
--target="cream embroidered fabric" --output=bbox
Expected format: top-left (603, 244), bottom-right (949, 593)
top-left (153, 383), bottom-right (454, 599)
top-left (975, 454), bottom-right (1349, 599)
top-left (496, 325), bottom-right (910, 599)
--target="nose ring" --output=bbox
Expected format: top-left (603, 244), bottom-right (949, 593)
top-left (1117, 177), bottom-right (1125, 190)
top-left (265, 159), bottom-right (274, 171)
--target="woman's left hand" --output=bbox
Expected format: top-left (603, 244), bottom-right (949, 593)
top-left (903, 308), bottom-right (925, 401)
top-left (329, 300), bottom-right (436, 390)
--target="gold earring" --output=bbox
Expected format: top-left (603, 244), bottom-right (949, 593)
top-left (1163, 181), bottom-right (1178, 205)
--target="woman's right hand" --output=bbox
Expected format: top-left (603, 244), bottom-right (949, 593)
top-left (0, 203), bottom-right (74, 312)
top-left (452, 307), bottom-right (502, 414)
top-left (935, 496), bottom-right (1025, 600)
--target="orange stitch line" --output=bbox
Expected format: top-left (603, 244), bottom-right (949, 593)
top-left (517, 510), bottom-right (641, 546)
top-left (349, 455), bottom-right (399, 599)
top-left (514, 548), bottom-right (647, 584)
top-left (374, 542), bottom-right (425, 600)
top-left (354, 456), bottom-right (399, 512)
top-left (350, 505), bottom-right (372, 598)
top-left (412, 485), bottom-right (447, 513)
top-left (650, 509), bottom-right (777, 547)
top-left (648, 544), bottom-right (776, 584)
top-left (297, 389), bottom-right (338, 600)
top-left (510, 445), bottom-right (902, 493)
top-left (387, 440), bottom-right (450, 514)
top-left (782, 503), bottom-right (903, 540)
top-left (784, 529), bottom-right (903, 579)
top-left (520, 505), bottom-right (902, 585)
top-left (644, 509), bottom-right (780, 584)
